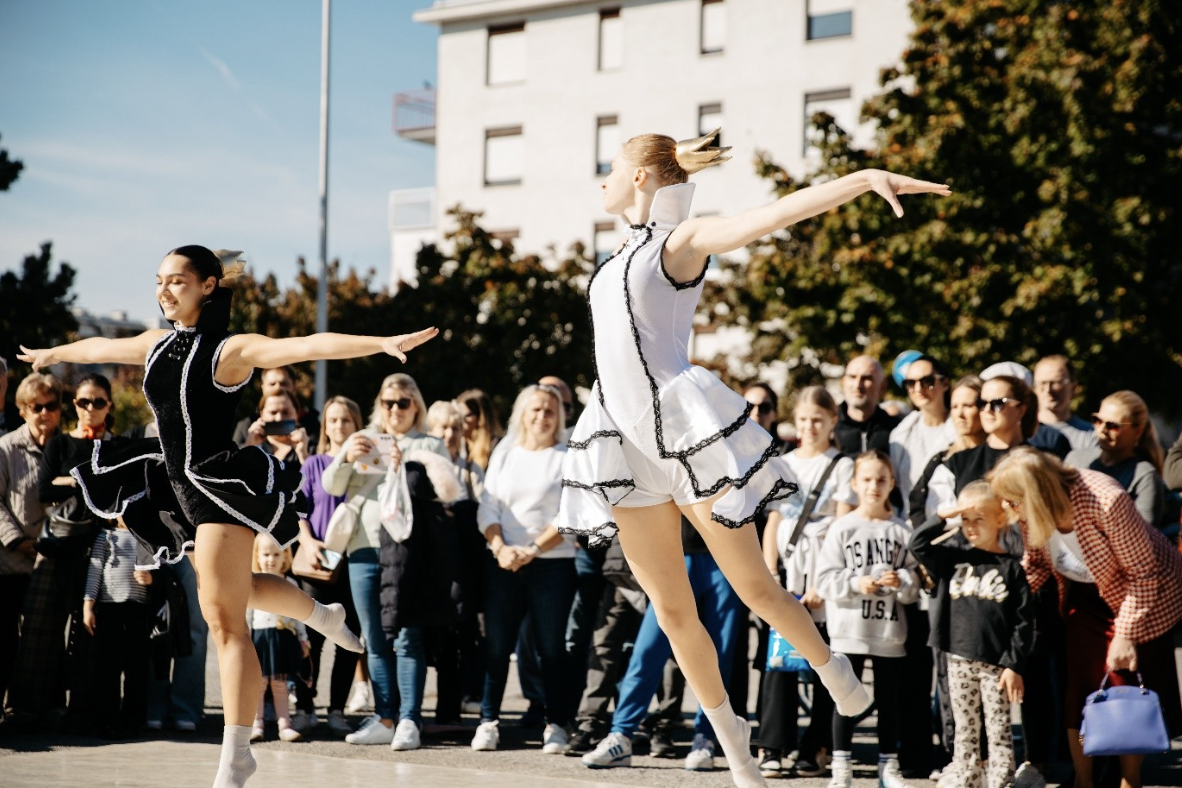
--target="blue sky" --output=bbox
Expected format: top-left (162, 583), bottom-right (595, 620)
top-left (1, 0), bottom-right (437, 326)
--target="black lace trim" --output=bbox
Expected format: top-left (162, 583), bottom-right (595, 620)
top-left (657, 232), bottom-right (709, 291)
top-left (677, 429), bottom-right (782, 499)
top-left (558, 521), bottom-right (617, 548)
top-left (562, 477), bottom-right (635, 506)
top-left (709, 477), bottom-right (800, 529)
top-left (566, 430), bottom-right (623, 450)
top-left (588, 226), bottom-right (652, 407)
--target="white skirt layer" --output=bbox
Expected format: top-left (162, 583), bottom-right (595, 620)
top-left (559, 368), bottom-right (799, 547)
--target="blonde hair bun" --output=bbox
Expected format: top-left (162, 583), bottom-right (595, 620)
top-left (675, 128), bottom-right (732, 175)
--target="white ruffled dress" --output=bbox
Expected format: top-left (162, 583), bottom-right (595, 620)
top-left (558, 183), bottom-right (798, 546)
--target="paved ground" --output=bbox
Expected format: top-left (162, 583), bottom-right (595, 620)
top-left (2, 638), bottom-right (1180, 787)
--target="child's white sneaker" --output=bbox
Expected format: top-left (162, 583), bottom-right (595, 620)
top-left (878, 756), bottom-right (910, 788)
top-left (828, 757), bottom-right (853, 788)
top-left (470, 719), bottom-right (499, 751)
top-left (685, 733), bottom-right (716, 771)
top-left (1012, 762), bottom-right (1046, 788)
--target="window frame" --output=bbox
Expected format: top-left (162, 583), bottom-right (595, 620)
top-left (486, 22), bottom-right (527, 86)
top-left (700, 0), bottom-right (725, 55)
top-left (595, 115), bottom-right (619, 176)
top-left (484, 126), bottom-right (525, 187)
top-left (598, 8), bottom-right (622, 71)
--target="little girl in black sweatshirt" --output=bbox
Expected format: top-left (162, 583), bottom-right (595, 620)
top-left (909, 480), bottom-right (1036, 788)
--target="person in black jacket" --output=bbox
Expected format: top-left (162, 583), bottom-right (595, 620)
top-left (910, 481), bottom-right (1036, 788)
top-left (835, 356), bottom-right (902, 457)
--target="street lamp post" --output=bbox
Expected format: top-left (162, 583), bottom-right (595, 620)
top-left (314, 0), bottom-right (331, 411)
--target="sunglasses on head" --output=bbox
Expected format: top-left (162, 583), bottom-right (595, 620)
top-left (903, 374), bottom-right (945, 392)
top-left (976, 397), bottom-right (1020, 413)
top-left (28, 400), bottom-right (62, 414)
top-left (1092, 415), bottom-right (1133, 432)
top-left (381, 397), bottom-right (413, 411)
top-left (75, 397), bottom-right (110, 410)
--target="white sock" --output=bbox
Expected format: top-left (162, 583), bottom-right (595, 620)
top-left (701, 697), bottom-right (766, 788)
top-left (212, 725), bottom-right (256, 788)
top-left (303, 601), bottom-right (364, 653)
top-left (812, 650), bottom-right (871, 717)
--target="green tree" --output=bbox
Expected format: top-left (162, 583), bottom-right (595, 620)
top-left (705, 0), bottom-right (1182, 413)
top-left (0, 134), bottom-right (22, 191)
top-left (1, 243), bottom-right (79, 393)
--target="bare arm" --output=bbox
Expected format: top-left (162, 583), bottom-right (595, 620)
top-left (18, 329), bottom-right (169, 370)
top-left (662, 169), bottom-right (951, 282)
top-left (215, 328), bottom-right (438, 386)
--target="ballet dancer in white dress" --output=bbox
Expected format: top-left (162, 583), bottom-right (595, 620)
top-left (20, 246), bottom-right (436, 787)
top-left (558, 130), bottom-right (950, 787)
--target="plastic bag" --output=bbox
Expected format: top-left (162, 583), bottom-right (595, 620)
top-left (378, 463), bottom-right (414, 542)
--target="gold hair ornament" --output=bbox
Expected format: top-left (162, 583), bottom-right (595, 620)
top-left (212, 249), bottom-right (247, 282)
top-left (675, 128), bottom-right (732, 175)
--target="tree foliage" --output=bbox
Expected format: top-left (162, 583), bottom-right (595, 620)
top-left (227, 207), bottom-right (593, 420)
top-left (0, 134), bottom-right (22, 192)
top-left (704, 0), bottom-right (1182, 413)
top-left (1, 243), bottom-right (79, 393)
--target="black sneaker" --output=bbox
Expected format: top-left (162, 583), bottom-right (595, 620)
top-left (649, 727), bottom-right (678, 759)
top-left (759, 749), bottom-right (784, 778)
top-left (794, 748), bottom-right (831, 777)
top-left (565, 727), bottom-right (600, 756)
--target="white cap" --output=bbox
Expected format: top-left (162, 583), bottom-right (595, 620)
top-left (980, 361), bottom-right (1032, 386)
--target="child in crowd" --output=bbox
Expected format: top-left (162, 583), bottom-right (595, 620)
top-left (909, 481), bottom-right (1035, 788)
top-left (816, 450), bottom-right (918, 788)
top-left (250, 534), bottom-right (310, 743)
top-left (82, 521), bottom-right (154, 737)
top-left (758, 386), bottom-right (857, 778)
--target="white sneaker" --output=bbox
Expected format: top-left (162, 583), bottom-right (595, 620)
top-left (327, 710), bottom-right (352, 735)
top-left (582, 731), bottom-right (632, 768)
top-left (471, 720), bottom-right (500, 751)
top-left (391, 718), bottom-right (422, 751)
top-left (828, 758), bottom-right (853, 788)
top-left (879, 757), bottom-right (910, 788)
top-left (344, 681), bottom-right (371, 714)
top-left (541, 723), bottom-right (570, 754)
top-left (278, 724), bottom-right (302, 742)
top-left (461, 700), bottom-right (482, 715)
top-left (685, 733), bottom-right (716, 771)
top-left (1013, 762), bottom-right (1047, 788)
top-left (345, 715), bottom-right (394, 745)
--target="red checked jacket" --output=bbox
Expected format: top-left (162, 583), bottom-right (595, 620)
top-left (1023, 470), bottom-right (1182, 643)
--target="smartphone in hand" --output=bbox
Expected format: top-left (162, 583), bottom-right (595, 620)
top-left (263, 419), bottom-right (299, 436)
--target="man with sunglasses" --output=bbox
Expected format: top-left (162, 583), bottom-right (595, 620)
top-left (0, 372), bottom-right (63, 718)
top-left (836, 356), bottom-right (902, 457)
top-left (1032, 355), bottom-right (1097, 452)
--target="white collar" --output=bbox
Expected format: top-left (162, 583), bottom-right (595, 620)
top-left (635, 183), bottom-right (696, 233)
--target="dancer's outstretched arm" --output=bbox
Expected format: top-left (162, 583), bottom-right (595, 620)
top-left (663, 169), bottom-right (951, 281)
top-left (215, 328), bottom-right (439, 385)
top-left (19, 329), bottom-right (170, 369)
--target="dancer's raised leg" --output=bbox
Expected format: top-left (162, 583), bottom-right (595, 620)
top-left (678, 499), bottom-right (870, 717)
top-left (614, 502), bottom-right (764, 788)
top-left (246, 561), bottom-right (363, 653)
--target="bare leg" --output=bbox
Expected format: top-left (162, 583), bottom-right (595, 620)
top-left (1119, 754), bottom-right (1144, 788)
top-left (1067, 730), bottom-right (1093, 788)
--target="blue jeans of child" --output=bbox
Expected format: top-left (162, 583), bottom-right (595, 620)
top-left (481, 557), bottom-right (577, 726)
top-left (394, 626), bottom-right (426, 725)
top-left (610, 552), bottom-right (743, 741)
top-left (348, 549), bottom-right (397, 720)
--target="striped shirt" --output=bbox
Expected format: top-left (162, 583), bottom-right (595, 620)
top-left (85, 528), bottom-right (149, 604)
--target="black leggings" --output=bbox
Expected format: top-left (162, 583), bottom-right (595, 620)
top-left (833, 653), bottom-right (903, 752)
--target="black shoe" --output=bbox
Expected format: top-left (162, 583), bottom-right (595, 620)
top-left (794, 748), bottom-right (831, 778)
top-left (631, 729), bottom-right (651, 755)
top-left (565, 727), bottom-right (600, 756)
top-left (519, 704), bottom-right (546, 731)
top-left (650, 727), bottom-right (678, 759)
top-left (759, 749), bottom-right (784, 778)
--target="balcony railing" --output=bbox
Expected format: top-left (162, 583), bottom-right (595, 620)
top-left (393, 89), bottom-right (436, 144)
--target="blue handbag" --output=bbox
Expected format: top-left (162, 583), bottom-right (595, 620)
top-left (1079, 673), bottom-right (1170, 756)
top-left (765, 628), bottom-right (810, 673)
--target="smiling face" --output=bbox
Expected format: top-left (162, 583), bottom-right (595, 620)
top-left (950, 385), bottom-right (983, 438)
top-left (521, 390), bottom-right (560, 448)
top-left (73, 382), bottom-right (112, 430)
top-left (380, 386), bottom-right (418, 435)
top-left (957, 492), bottom-right (1007, 550)
top-left (155, 254), bottom-right (216, 326)
top-left (601, 149), bottom-right (640, 216)
top-left (794, 402), bottom-right (836, 451)
top-left (903, 359), bottom-right (948, 412)
top-left (842, 356), bottom-right (884, 412)
top-left (428, 412), bottom-right (465, 458)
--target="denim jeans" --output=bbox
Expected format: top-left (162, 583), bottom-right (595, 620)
top-left (348, 549), bottom-right (397, 720)
top-left (481, 557), bottom-right (576, 726)
top-left (394, 626), bottom-right (426, 724)
top-left (146, 556), bottom-right (208, 726)
top-left (611, 552), bottom-right (743, 741)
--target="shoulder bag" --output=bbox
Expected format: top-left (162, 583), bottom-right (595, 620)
top-left (322, 473), bottom-right (383, 554)
top-left (1079, 672), bottom-right (1170, 756)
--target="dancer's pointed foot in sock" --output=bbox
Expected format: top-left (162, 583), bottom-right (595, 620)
top-left (212, 725), bottom-right (257, 788)
top-left (812, 650), bottom-right (871, 717)
top-left (303, 601), bottom-right (364, 653)
top-left (701, 697), bottom-right (768, 788)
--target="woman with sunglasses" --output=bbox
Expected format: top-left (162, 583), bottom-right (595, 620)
top-left (324, 372), bottom-right (451, 749)
top-left (0, 373), bottom-right (64, 721)
top-left (889, 354), bottom-right (956, 520)
top-left (1065, 391), bottom-right (1166, 529)
top-left (989, 446), bottom-right (1182, 788)
top-left (18, 245), bottom-right (435, 788)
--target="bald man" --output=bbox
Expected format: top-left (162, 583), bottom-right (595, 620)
top-left (835, 355), bottom-right (902, 456)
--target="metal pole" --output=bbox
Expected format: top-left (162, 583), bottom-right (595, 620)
top-left (314, 0), bottom-right (331, 411)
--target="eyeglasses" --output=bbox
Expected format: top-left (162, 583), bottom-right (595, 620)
top-left (903, 374), bottom-right (946, 392)
top-left (976, 397), bottom-right (1020, 414)
top-left (381, 398), bottom-right (413, 411)
top-left (27, 400), bottom-right (62, 414)
top-left (75, 397), bottom-right (110, 410)
top-left (752, 401), bottom-right (775, 415)
top-left (1092, 415), bottom-right (1134, 432)
top-left (1035, 379), bottom-right (1071, 391)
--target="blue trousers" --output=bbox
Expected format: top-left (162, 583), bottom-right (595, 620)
top-left (348, 549), bottom-right (397, 720)
top-left (394, 626), bottom-right (426, 724)
top-left (610, 552), bottom-right (743, 741)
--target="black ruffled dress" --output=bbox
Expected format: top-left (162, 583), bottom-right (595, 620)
top-left (72, 325), bottom-right (305, 568)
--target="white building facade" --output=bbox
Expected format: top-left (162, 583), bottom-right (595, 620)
top-left (393, 0), bottom-right (913, 291)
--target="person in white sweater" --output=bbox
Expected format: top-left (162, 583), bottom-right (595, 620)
top-left (472, 383), bottom-right (576, 755)
top-left (816, 450), bottom-right (919, 788)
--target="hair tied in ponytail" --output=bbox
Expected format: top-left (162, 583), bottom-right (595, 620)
top-left (212, 249), bottom-right (247, 284)
top-left (675, 128), bottom-right (732, 175)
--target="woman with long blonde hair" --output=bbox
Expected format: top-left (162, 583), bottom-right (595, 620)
top-left (458, 388), bottom-right (502, 470)
top-left (988, 446), bottom-right (1182, 788)
top-left (558, 127), bottom-right (948, 787)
